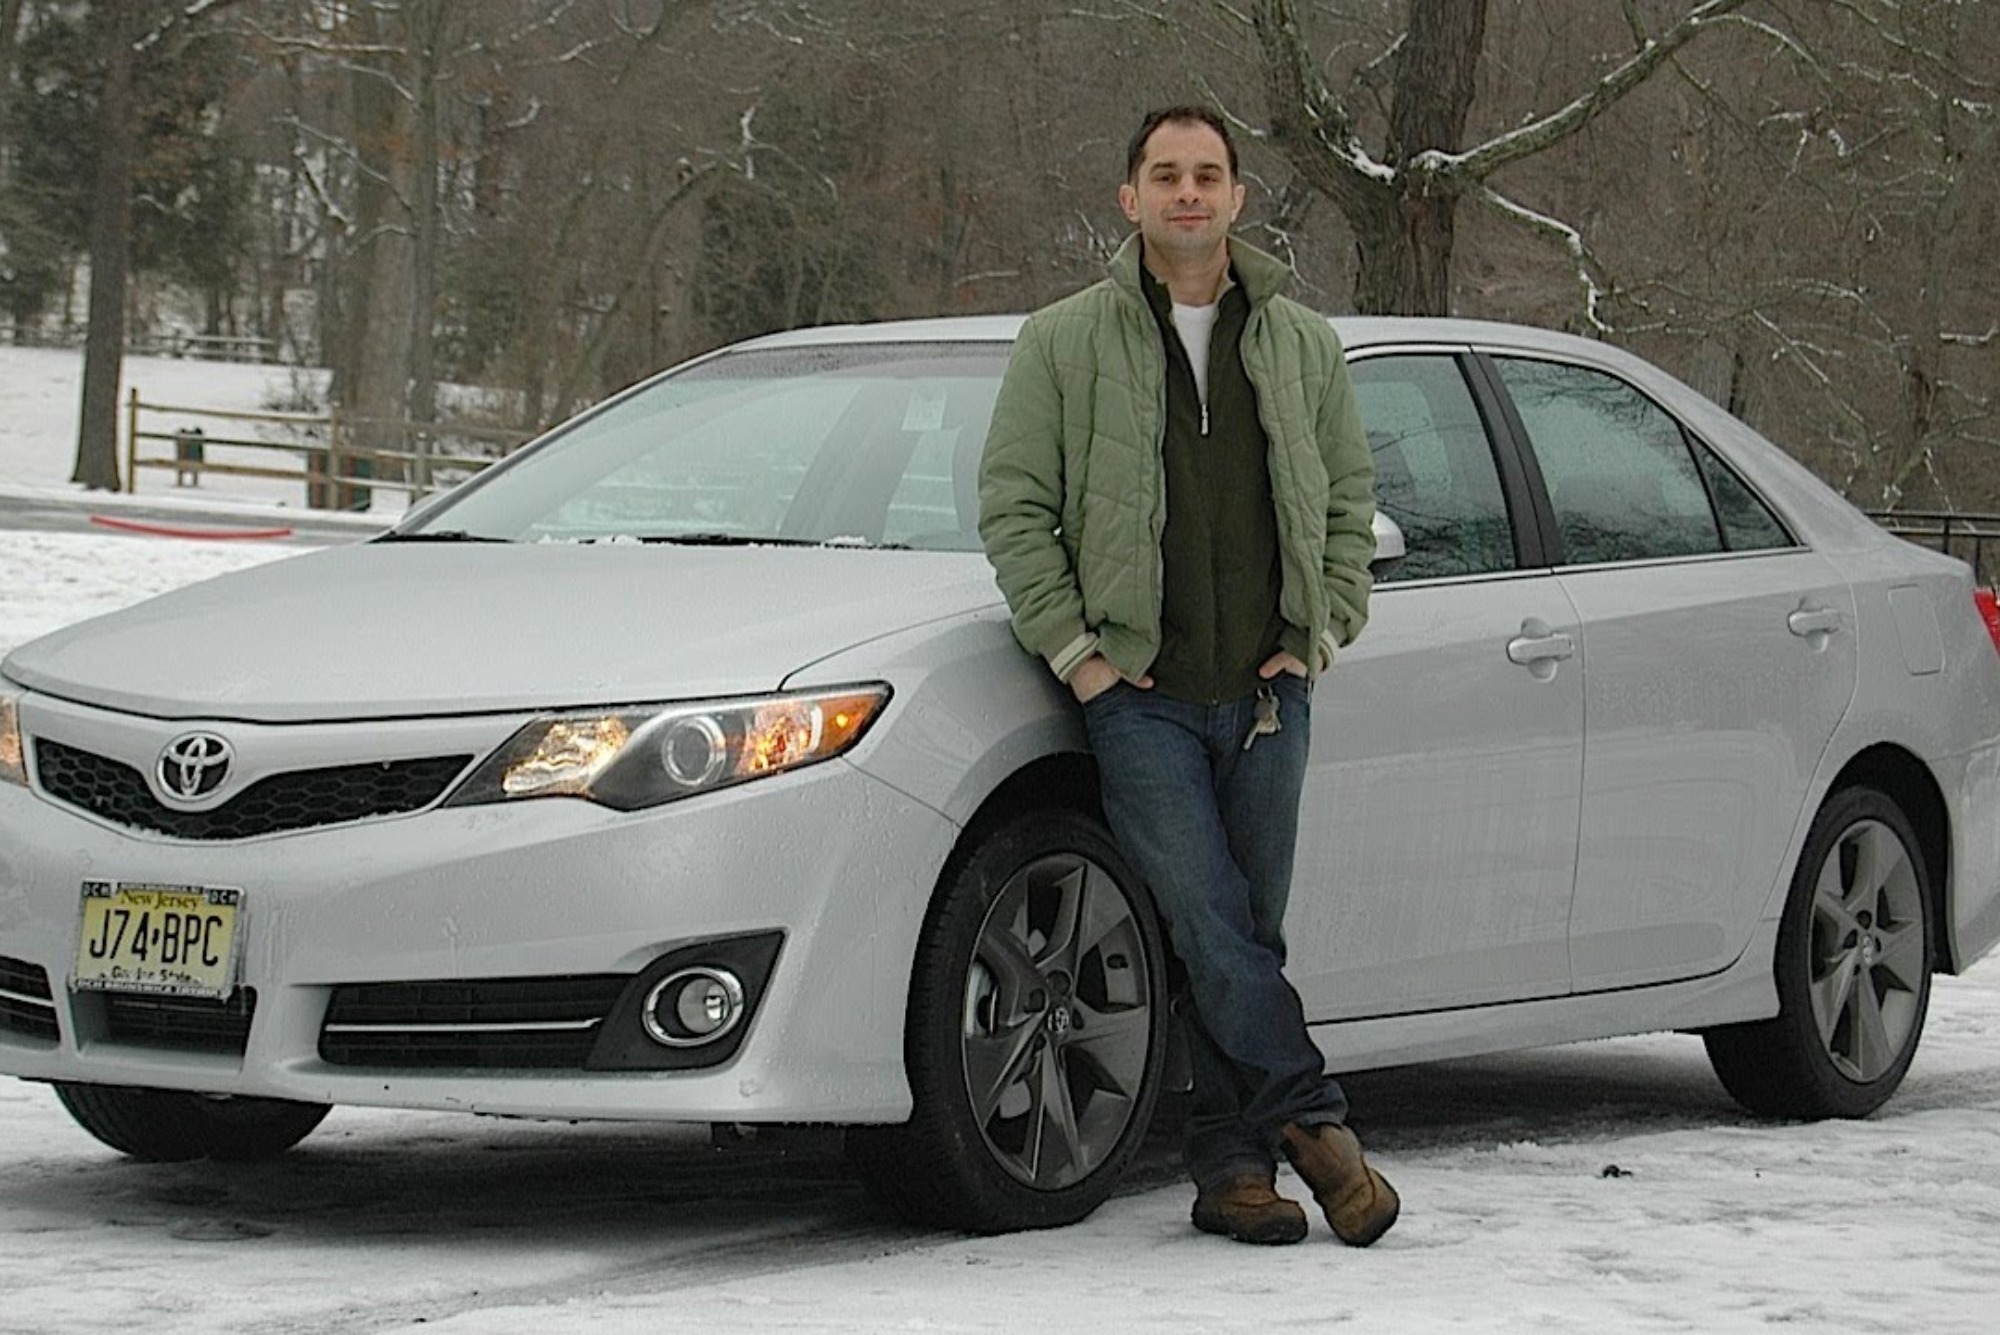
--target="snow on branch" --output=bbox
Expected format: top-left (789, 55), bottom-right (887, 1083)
top-left (135, 0), bottom-right (254, 54)
top-left (1253, 0), bottom-right (1396, 206)
top-left (1752, 311), bottom-right (1879, 444)
top-left (1474, 185), bottom-right (1612, 335)
top-left (1428, 0), bottom-right (1756, 182)
top-left (1824, 0), bottom-right (1999, 93)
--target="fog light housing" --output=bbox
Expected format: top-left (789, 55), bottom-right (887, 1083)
top-left (587, 931), bottom-right (782, 1071)
top-left (643, 967), bottom-right (746, 1047)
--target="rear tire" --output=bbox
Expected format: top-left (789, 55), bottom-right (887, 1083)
top-left (1705, 786), bottom-right (1933, 1118)
top-left (849, 809), bottom-right (1167, 1232)
top-left (54, 1083), bottom-right (330, 1162)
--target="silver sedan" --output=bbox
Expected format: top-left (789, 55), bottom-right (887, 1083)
top-left (3, 316), bottom-right (1997, 1233)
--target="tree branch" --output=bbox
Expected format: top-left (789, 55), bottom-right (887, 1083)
top-left (1474, 184), bottom-right (1615, 334)
top-left (1419, 0), bottom-right (1758, 182)
top-left (1251, 0), bottom-right (1395, 216)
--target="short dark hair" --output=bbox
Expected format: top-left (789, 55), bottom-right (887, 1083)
top-left (1125, 105), bottom-right (1239, 181)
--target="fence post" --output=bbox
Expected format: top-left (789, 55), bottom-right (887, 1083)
top-left (320, 408), bottom-right (343, 510)
top-left (125, 388), bottom-right (139, 494)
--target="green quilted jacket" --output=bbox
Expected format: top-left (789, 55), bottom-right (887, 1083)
top-left (978, 234), bottom-right (1376, 684)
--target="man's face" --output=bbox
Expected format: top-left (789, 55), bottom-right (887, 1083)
top-left (1119, 120), bottom-right (1245, 264)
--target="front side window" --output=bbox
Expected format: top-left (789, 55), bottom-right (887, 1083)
top-left (1494, 358), bottom-right (1723, 566)
top-left (1350, 354), bottom-right (1515, 581)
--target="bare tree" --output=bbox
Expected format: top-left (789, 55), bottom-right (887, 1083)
top-left (0, 0), bottom-right (26, 161)
top-left (1207, 0), bottom-right (1761, 317)
top-left (70, 0), bottom-right (249, 491)
top-left (72, 2), bottom-right (141, 490)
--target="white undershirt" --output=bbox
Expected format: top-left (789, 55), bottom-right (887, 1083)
top-left (1171, 300), bottom-right (1220, 415)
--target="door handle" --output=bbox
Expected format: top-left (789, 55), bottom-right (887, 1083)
top-left (1788, 606), bottom-right (1842, 638)
top-left (1507, 619), bottom-right (1575, 672)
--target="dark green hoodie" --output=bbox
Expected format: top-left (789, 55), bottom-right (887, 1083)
top-left (1139, 263), bottom-right (1289, 704)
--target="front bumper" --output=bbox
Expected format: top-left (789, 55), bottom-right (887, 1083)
top-left (0, 738), bottom-right (955, 1123)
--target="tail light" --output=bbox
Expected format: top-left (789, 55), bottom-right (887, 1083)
top-left (1975, 588), bottom-right (2000, 657)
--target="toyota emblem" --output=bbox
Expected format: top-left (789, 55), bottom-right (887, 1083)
top-left (157, 732), bottom-right (234, 801)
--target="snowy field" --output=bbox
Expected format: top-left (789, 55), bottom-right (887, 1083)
top-left (2, 346), bottom-right (1998, 1332)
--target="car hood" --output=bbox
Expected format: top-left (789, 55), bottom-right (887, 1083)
top-left (3, 543), bottom-right (1003, 722)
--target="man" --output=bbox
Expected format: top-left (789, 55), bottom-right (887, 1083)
top-left (978, 106), bottom-right (1396, 1247)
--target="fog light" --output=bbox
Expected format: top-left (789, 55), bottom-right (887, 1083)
top-left (642, 967), bottom-right (746, 1047)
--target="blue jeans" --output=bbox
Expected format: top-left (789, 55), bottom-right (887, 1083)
top-left (1081, 675), bottom-right (1348, 1191)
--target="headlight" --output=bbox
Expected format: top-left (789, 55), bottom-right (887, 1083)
top-left (445, 684), bottom-right (891, 811)
top-left (0, 689), bottom-right (24, 788)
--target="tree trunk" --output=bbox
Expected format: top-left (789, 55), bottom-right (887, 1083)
top-left (72, 3), bottom-right (138, 491)
top-left (330, 16), bottom-right (414, 510)
top-left (0, 0), bottom-right (26, 166)
top-left (1350, 0), bottom-right (1487, 314)
top-left (406, 0), bottom-right (444, 428)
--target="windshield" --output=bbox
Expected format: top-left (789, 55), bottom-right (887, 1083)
top-left (404, 342), bottom-right (1010, 551)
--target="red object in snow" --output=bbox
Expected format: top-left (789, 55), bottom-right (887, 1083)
top-left (87, 514), bottom-right (294, 541)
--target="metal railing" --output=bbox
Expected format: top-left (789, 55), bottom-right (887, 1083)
top-left (1865, 510), bottom-right (2000, 588)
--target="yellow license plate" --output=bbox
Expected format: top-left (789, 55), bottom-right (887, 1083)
top-left (73, 881), bottom-right (242, 999)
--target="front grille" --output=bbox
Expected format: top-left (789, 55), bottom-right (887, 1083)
top-left (0, 956), bottom-right (59, 1042)
top-left (100, 988), bottom-right (257, 1054)
top-left (33, 739), bottom-right (472, 840)
top-left (320, 975), bottom-right (630, 1069)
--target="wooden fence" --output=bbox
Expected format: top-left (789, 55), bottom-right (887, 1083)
top-left (125, 390), bottom-right (532, 510)
top-left (117, 393), bottom-right (2000, 559)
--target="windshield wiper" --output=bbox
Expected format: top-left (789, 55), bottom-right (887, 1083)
top-left (636, 532), bottom-right (851, 548)
top-left (377, 529), bottom-right (512, 544)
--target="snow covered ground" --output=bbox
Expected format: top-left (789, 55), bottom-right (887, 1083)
top-left (2, 346), bottom-right (1998, 1332)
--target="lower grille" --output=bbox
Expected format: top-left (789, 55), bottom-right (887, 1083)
top-left (320, 975), bottom-right (629, 1069)
top-left (100, 988), bottom-right (257, 1055)
top-left (33, 739), bottom-right (472, 840)
top-left (0, 956), bottom-right (59, 1042)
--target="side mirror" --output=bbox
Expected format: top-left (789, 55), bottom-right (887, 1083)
top-left (1371, 510), bottom-right (1406, 575)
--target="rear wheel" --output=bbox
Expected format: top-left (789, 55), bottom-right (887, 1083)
top-left (849, 809), bottom-right (1166, 1231)
top-left (55, 1083), bottom-right (330, 1162)
top-left (1705, 786), bottom-right (1933, 1118)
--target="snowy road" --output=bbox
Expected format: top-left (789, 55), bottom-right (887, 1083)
top-left (3, 967), bottom-right (1998, 1333)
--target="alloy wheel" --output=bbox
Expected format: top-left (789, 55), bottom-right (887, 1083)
top-left (960, 850), bottom-right (1155, 1190)
top-left (1808, 818), bottom-right (1928, 1084)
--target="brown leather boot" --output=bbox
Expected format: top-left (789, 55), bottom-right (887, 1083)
top-left (1190, 1174), bottom-right (1309, 1245)
top-left (1279, 1123), bottom-right (1400, 1247)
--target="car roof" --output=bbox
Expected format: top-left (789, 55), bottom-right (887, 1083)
top-left (730, 312), bottom-right (1616, 362)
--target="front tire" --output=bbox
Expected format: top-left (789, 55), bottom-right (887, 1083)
top-left (55, 1083), bottom-right (330, 1162)
top-left (849, 809), bottom-right (1167, 1232)
top-left (1705, 786), bottom-right (1933, 1118)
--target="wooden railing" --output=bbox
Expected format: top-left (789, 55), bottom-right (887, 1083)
top-left (117, 393), bottom-right (2000, 551)
top-left (125, 390), bottom-right (531, 510)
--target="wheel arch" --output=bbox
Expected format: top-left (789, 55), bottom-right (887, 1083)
top-left (850, 751), bottom-right (1175, 1231)
top-left (953, 751), bottom-right (1102, 851)
top-left (1823, 743), bottom-right (1956, 970)
top-left (914, 749), bottom-right (1107, 948)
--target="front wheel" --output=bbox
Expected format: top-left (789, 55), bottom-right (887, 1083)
top-left (1705, 786), bottom-right (1933, 1118)
top-left (55, 1083), bottom-right (331, 1162)
top-left (849, 809), bottom-right (1167, 1232)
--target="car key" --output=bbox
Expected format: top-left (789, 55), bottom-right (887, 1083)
top-left (1242, 687), bottom-right (1281, 751)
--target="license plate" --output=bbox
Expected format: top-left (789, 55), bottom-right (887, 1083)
top-left (73, 881), bottom-right (242, 999)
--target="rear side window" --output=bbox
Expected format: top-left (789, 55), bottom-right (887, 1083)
top-left (1495, 358), bottom-right (1722, 566)
top-left (1693, 439), bottom-right (1793, 551)
top-left (1350, 355), bottom-right (1515, 581)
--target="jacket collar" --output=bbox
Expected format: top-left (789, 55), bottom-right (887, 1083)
top-left (1106, 232), bottom-right (1292, 309)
